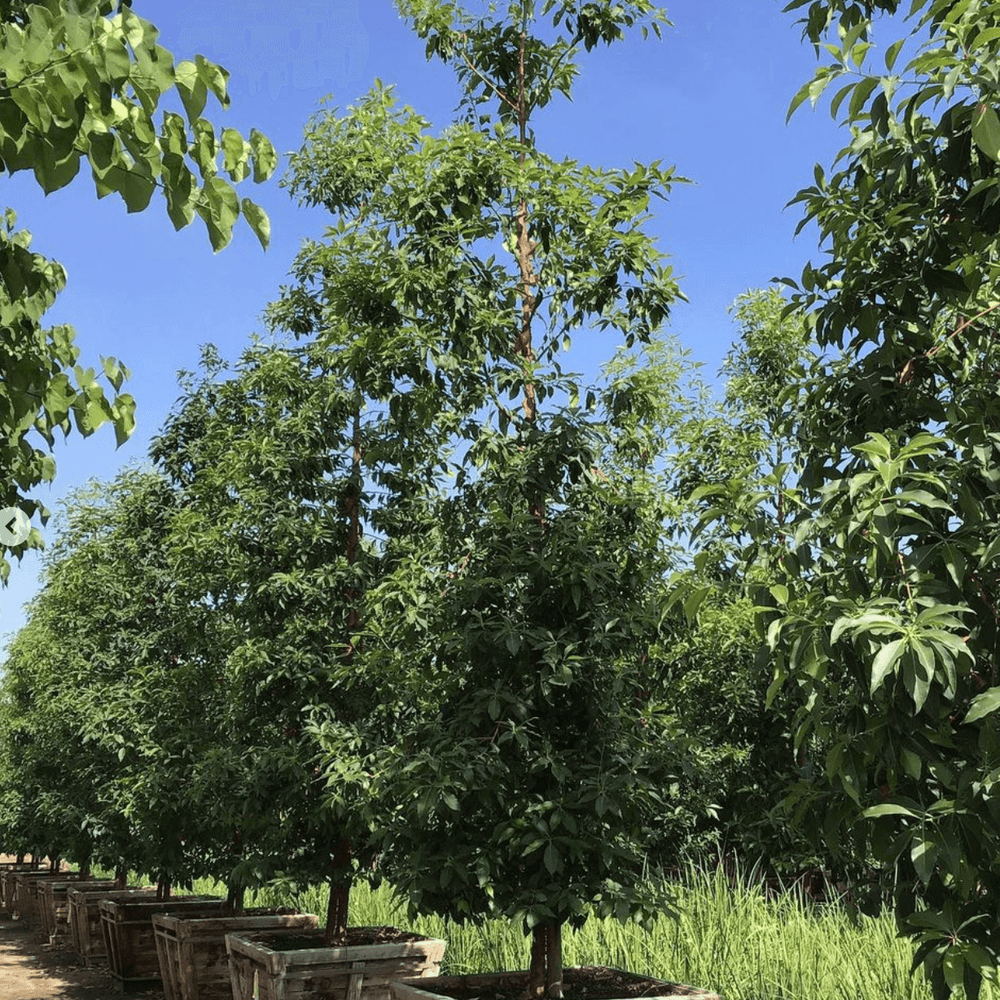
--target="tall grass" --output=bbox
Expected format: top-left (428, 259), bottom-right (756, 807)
top-left (89, 850), bottom-right (1000, 1000)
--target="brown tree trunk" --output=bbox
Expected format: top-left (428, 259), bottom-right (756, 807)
top-left (156, 876), bottom-right (170, 902)
top-left (15, 854), bottom-right (23, 864)
top-left (523, 921), bottom-right (564, 998)
top-left (49, 856), bottom-right (60, 872)
top-left (324, 836), bottom-right (352, 946)
top-left (114, 865), bottom-right (127, 889)
top-left (225, 882), bottom-right (245, 915)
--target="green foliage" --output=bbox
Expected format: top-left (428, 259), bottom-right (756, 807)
top-left (150, 341), bottom-right (393, 896)
top-left (0, 0), bottom-right (275, 248)
top-left (0, 0), bottom-right (277, 585)
top-left (688, 4), bottom-right (1000, 997)
top-left (258, 4), bottom-right (694, 971)
top-left (361, 355), bottom-right (696, 934)
top-left (0, 467), bottom-right (240, 888)
top-left (0, 205), bottom-right (133, 572)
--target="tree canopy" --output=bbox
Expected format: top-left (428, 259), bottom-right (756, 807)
top-left (0, 0), bottom-right (277, 584)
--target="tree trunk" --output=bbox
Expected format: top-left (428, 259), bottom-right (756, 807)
top-left (523, 921), bottom-right (564, 999)
top-left (49, 856), bottom-right (60, 872)
top-left (156, 876), bottom-right (170, 902)
top-left (225, 882), bottom-right (245, 915)
top-left (324, 836), bottom-right (352, 946)
top-left (114, 865), bottom-right (127, 889)
top-left (15, 854), bottom-right (23, 864)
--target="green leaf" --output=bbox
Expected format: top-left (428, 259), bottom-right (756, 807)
top-left (963, 686), bottom-right (1000, 724)
top-left (240, 198), bottom-right (270, 251)
top-left (543, 842), bottom-right (560, 875)
top-left (884, 38), bottom-right (905, 72)
top-left (871, 638), bottom-right (906, 695)
top-left (195, 54), bottom-right (230, 109)
top-left (221, 127), bottom-right (249, 182)
top-left (973, 105), bottom-right (1000, 162)
top-left (249, 128), bottom-right (277, 183)
top-left (862, 802), bottom-right (920, 818)
top-left (848, 76), bottom-right (879, 120)
top-left (911, 836), bottom-right (938, 885)
top-left (174, 60), bottom-right (207, 122)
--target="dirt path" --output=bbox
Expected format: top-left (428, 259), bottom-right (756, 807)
top-left (0, 857), bottom-right (163, 1000)
top-left (0, 915), bottom-right (127, 999)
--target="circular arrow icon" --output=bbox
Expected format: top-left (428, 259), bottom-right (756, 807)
top-left (0, 507), bottom-right (31, 547)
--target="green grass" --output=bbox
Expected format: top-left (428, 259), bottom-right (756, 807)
top-left (86, 850), bottom-right (1000, 1000)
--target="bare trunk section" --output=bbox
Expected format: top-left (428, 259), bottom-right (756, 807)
top-left (345, 406), bottom-right (362, 643)
top-left (324, 836), bottom-right (352, 945)
top-left (523, 921), bottom-right (564, 999)
top-left (225, 882), bottom-right (245, 914)
top-left (156, 876), bottom-right (170, 902)
top-left (114, 864), bottom-right (127, 889)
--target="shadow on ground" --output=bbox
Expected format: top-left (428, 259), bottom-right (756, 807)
top-left (0, 913), bottom-right (163, 999)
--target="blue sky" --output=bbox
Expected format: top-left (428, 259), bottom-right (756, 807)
top-left (0, 0), bottom-right (909, 652)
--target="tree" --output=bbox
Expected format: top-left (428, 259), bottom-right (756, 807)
top-left (12, 467), bottom-right (240, 899)
top-left (0, 0), bottom-right (277, 580)
top-left (689, 4), bottom-right (1000, 998)
top-left (261, 0), bottom-right (692, 986)
top-left (151, 340), bottom-right (404, 937)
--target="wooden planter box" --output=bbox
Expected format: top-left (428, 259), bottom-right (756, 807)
top-left (68, 886), bottom-right (156, 966)
top-left (390, 969), bottom-right (723, 1000)
top-left (13, 870), bottom-right (85, 925)
top-left (100, 895), bottom-right (226, 989)
top-left (226, 928), bottom-right (446, 1000)
top-left (154, 909), bottom-right (319, 1000)
top-left (40, 879), bottom-right (120, 944)
top-left (0, 862), bottom-right (40, 912)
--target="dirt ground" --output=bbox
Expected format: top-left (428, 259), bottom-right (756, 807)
top-left (0, 857), bottom-right (162, 1000)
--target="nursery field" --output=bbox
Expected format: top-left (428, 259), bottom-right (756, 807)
top-left (71, 850), bottom-right (993, 1000)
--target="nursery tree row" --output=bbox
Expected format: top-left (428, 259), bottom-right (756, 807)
top-left (6, 2), bottom-right (1000, 999)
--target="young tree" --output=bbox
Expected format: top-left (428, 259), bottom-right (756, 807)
top-left (17, 467), bottom-right (240, 899)
top-left (152, 340), bottom-right (405, 938)
top-left (261, 2), bottom-right (689, 992)
top-left (0, 0), bottom-right (277, 578)
top-left (691, 4), bottom-right (1000, 997)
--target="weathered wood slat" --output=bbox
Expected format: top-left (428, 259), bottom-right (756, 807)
top-left (68, 887), bottom-right (156, 965)
top-left (39, 879), bottom-right (118, 943)
top-left (226, 930), bottom-right (446, 1000)
top-left (154, 910), bottom-right (319, 1000)
top-left (100, 895), bottom-right (225, 989)
top-left (389, 970), bottom-right (723, 1000)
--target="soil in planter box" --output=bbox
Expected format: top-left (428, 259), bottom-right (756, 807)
top-left (432, 968), bottom-right (714, 1000)
top-left (260, 926), bottom-right (426, 950)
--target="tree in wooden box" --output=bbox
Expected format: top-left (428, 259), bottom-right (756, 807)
top-left (281, 1), bottom-right (723, 998)
top-left (152, 339), bottom-right (447, 1000)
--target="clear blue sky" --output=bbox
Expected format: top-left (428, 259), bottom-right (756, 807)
top-left (0, 0), bottom-right (908, 653)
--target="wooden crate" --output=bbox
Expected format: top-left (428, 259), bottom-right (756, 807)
top-left (226, 928), bottom-right (446, 1000)
top-left (0, 863), bottom-right (40, 912)
top-left (13, 870), bottom-right (84, 925)
top-left (39, 879), bottom-right (119, 944)
top-left (390, 969), bottom-right (723, 1000)
top-left (100, 895), bottom-right (226, 989)
top-left (154, 910), bottom-right (319, 1000)
top-left (69, 886), bottom-right (156, 965)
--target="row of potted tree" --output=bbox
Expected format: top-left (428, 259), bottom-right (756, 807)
top-left (0, 2), bottom-right (893, 999)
